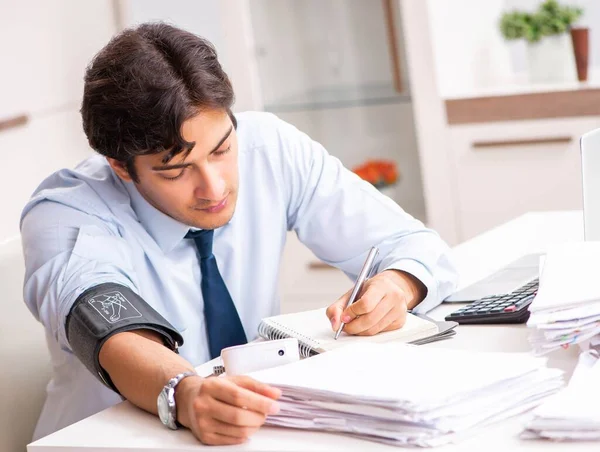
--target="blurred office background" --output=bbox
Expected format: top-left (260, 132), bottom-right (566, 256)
top-left (3, 0), bottom-right (600, 244)
top-left (3, 0), bottom-right (600, 303)
top-left (3, 0), bottom-right (600, 312)
top-left (3, 0), bottom-right (600, 246)
top-left (2, 1), bottom-right (600, 450)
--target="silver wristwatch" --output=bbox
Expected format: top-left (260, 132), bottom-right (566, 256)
top-left (157, 371), bottom-right (197, 430)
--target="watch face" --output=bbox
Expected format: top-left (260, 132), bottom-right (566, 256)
top-left (157, 391), bottom-right (170, 425)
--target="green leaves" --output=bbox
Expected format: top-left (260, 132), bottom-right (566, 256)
top-left (499, 0), bottom-right (583, 43)
top-left (500, 11), bottom-right (533, 41)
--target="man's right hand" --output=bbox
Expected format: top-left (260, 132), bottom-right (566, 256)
top-left (175, 374), bottom-right (282, 445)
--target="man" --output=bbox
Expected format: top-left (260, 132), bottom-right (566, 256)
top-left (21, 23), bottom-right (457, 445)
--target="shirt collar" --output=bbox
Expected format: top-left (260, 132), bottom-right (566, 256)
top-left (123, 181), bottom-right (191, 253)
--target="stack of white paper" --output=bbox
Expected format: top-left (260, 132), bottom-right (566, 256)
top-left (249, 343), bottom-right (563, 447)
top-left (523, 350), bottom-right (600, 440)
top-left (527, 242), bottom-right (600, 355)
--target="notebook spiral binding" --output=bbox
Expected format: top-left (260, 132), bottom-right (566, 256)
top-left (257, 321), bottom-right (316, 358)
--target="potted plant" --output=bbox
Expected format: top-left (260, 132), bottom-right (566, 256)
top-left (352, 159), bottom-right (399, 198)
top-left (500, 0), bottom-right (583, 83)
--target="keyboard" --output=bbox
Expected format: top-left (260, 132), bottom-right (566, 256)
top-left (445, 279), bottom-right (538, 324)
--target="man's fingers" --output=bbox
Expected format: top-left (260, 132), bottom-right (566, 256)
top-left (207, 417), bottom-right (261, 439)
top-left (326, 289), bottom-right (351, 331)
top-left (341, 283), bottom-right (385, 323)
top-left (342, 295), bottom-right (394, 335)
top-left (208, 379), bottom-right (280, 418)
top-left (191, 377), bottom-right (280, 445)
top-left (358, 303), bottom-right (407, 336)
top-left (231, 375), bottom-right (282, 400)
top-left (379, 318), bottom-right (404, 334)
top-left (381, 309), bottom-right (408, 332)
top-left (207, 397), bottom-right (268, 426)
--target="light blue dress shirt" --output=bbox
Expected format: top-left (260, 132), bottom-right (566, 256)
top-left (21, 112), bottom-right (458, 439)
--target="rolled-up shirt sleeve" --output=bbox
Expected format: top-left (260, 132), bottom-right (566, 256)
top-left (21, 201), bottom-right (139, 352)
top-left (278, 117), bottom-right (458, 313)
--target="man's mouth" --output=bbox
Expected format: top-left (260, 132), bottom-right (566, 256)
top-left (195, 195), bottom-right (228, 213)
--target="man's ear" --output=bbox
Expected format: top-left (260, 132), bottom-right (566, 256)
top-left (106, 158), bottom-right (133, 182)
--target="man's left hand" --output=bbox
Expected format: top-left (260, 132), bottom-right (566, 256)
top-left (326, 270), bottom-right (426, 336)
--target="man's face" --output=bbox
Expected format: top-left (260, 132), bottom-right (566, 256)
top-left (112, 109), bottom-right (239, 230)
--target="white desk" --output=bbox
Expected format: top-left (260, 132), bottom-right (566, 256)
top-left (29, 211), bottom-right (596, 451)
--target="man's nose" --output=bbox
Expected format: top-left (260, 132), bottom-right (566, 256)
top-left (194, 166), bottom-right (226, 200)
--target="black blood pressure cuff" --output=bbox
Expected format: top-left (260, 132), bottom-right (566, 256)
top-left (65, 283), bottom-right (184, 393)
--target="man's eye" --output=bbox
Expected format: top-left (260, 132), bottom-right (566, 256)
top-left (162, 169), bottom-right (186, 181)
top-left (214, 146), bottom-right (231, 157)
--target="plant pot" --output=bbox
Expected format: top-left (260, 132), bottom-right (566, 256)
top-left (571, 27), bottom-right (589, 82)
top-left (526, 34), bottom-right (577, 84)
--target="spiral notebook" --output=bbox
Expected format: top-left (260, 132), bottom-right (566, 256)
top-left (258, 308), bottom-right (449, 358)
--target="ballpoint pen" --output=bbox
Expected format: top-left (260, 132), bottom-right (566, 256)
top-left (334, 246), bottom-right (379, 340)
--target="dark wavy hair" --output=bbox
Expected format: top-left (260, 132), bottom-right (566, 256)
top-left (81, 22), bottom-right (236, 182)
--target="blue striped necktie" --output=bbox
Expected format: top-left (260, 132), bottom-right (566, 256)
top-left (185, 229), bottom-right (247, 359)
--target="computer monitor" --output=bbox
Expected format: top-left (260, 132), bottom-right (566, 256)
top-left (581, 128), bottom-right (600, 241)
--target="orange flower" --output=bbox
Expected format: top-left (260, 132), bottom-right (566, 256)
top-left (352, 159), bottom-right (399, 187)
top-left (379, 161), bottom-right (398, 185)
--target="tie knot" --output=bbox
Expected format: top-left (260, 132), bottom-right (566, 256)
top-left (186, 229), bottom-right (214, 258)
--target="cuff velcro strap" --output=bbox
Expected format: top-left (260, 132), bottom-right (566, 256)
top-left (66, 283), bottom-right (184, 393)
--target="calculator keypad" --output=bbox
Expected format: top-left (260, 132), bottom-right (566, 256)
top-left (445, 279), bottom-right (538, 324)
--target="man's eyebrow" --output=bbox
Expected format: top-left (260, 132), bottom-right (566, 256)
top-left (152, 126), bottom-right (233, 171)
top-left (152, 162), bottom-right (191, 171)
top-left (209, 125), bottom-right (233, 154)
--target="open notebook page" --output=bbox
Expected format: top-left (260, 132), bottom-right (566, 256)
top-left (259, 308), bottom-right (438, 354)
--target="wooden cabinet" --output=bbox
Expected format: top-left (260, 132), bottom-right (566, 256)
top-left (447, 117), bottom-right (600, 241)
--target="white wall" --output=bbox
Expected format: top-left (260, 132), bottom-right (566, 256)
top-left (120, 0), bottom-right (226, 61)
top-left (427, 0), bottom-right (514, 98)
top-left (120, 0), bottom-right (263, 113)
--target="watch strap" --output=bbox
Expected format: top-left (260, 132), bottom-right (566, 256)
top-left (168, 370), bottom-right (197, 389)
top-left (164, 371), bottom-right (198, 429)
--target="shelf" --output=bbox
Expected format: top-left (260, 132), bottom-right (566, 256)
top-left (442, 70), bottom-right (600, 101)
top-left (445, 88), bottom-right (600, 125)
top-left (264, 83), bottom-right (412, 113)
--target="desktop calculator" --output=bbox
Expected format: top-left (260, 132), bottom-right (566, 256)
top-left (445, 278), bottom-right (538, 324)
